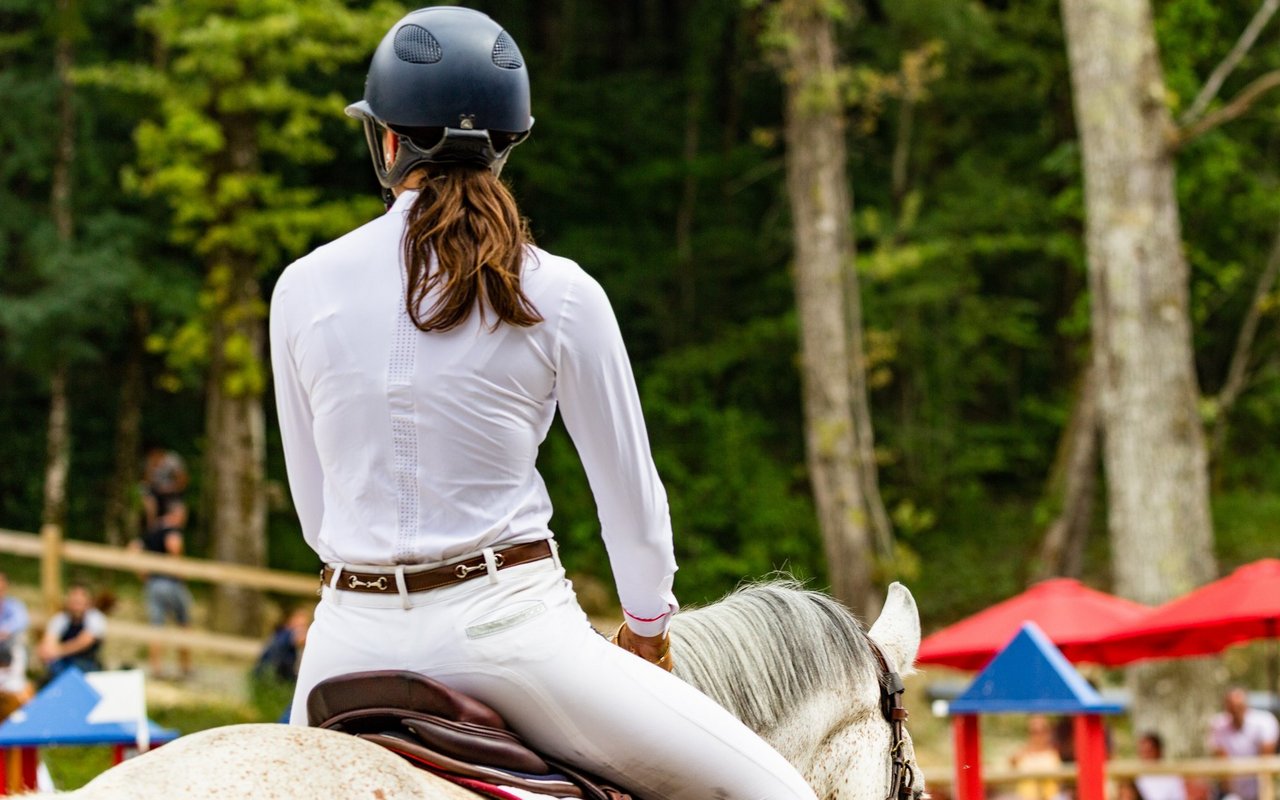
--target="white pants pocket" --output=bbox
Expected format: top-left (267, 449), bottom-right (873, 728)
top-left (464, 600), bottom-right (547, 639)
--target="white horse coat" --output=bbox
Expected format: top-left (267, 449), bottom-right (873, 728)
top-left (52, 581), bottom-right (923, 800)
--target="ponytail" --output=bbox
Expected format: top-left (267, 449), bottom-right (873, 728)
top-left (401, 166), bottom-right (542, 332)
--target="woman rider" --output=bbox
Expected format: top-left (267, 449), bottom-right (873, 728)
top-left (270, 7), bottom-right (816, 799)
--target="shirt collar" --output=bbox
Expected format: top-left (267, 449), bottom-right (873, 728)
top-left (389, 189), bottom-right (420, 214)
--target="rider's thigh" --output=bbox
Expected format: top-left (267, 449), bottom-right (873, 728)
top-left (437, 591), bottom-right (817, 800)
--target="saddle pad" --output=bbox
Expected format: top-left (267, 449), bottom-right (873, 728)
top-left (403, 715), bottom-right (551, 775)
top-left (308, 670), bottom-right (506, 729)
top-left (358, 732), bottom-right (585, 798)
top-left (451, 777), bottom-right (556, 800)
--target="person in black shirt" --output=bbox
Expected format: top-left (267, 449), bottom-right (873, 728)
top-left (133, 447), bottom-right (194, 679)
top-left (37, 584), bottom-right (106, 679)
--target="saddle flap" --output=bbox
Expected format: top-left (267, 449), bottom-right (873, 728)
top-left (402, 715), bottom-right (550, 775)
top-left (306, 670), bottom-right (506, 729)
top-left (357, 732), bottom-right (585, 798)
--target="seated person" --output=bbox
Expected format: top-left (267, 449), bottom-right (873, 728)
top-left (1012, 714), bottom-right (1063, 800)
top-left (254, 607), bottom-right (310, 685)
top-left (0, 572), bottom-right (30, 655)
top-left (1134, 732), bottom-right (1186, 800)
top-left (37, 584), bottom-right (107, 679)
top-left (251, 607), bottom-right (310, 723)
top-left (1208, 687), bottom-right (1279, 800)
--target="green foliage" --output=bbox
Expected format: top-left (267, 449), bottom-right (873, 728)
top-left (88, 0), bottom-right (398, 391)
top-left (2, 0), bottom-right (1280, 625)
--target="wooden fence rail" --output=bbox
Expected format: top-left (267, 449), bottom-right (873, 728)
top-left (0, 526), bottom-right (318, 660)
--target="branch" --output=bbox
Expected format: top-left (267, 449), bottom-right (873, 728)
top-left (1176, 70), bottom-right (1280, 148)
top-left (1210, 223), bottom-right (1280, 463)
top-left (1179, 0), bottom-right (1280, 127)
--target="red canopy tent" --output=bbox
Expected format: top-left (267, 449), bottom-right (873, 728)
top-left (917, 578), bottom-right (1151, 670)
top-left (1093, 558), bottom-right (1280, 666)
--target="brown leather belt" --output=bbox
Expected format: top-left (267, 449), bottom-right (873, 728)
top-left (320, 540), bottom-right (554, 595)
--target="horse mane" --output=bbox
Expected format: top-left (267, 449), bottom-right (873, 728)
top-left (668, 579), bottom-right (878, 735)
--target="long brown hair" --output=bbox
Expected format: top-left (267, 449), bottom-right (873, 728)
top-left (402, 166), bottom-right (542, 332)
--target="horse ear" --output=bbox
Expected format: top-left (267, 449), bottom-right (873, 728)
top-left (868, 582), bottom-right (920, 676)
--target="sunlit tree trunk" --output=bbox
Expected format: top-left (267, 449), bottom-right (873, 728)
top-left (776, 0), bottom-right (875, 614)
top-left (1060, 0), bottom-right (1220, 756)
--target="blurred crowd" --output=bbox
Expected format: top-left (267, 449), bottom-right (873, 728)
top-left (0, 448), bottom-right (312, 728)
top-left (1004, 689), bottom-right (1278, 800)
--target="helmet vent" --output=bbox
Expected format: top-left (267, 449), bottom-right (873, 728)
top-left (491, 32), bottom-right (523, 69)
top-left (394, 24), bottom-right (443, 64)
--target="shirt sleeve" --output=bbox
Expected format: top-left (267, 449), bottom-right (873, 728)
top-left (270, 273), bottom-right (326, 549)
top-left (46, 613), bottom-right (68, 641)
top-left (1259, 711), bottom-right (1280, 747)
top-left (555, 271), bottom-right (678, 637)
top-left (85, 609), bottom-right (107, 639)
top-left (0, 599), bottom-right (28, 638)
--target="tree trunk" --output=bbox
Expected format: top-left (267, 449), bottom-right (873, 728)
top-left (777, 0), bottom-right (875, 615)
top-left (42, 369), bottom-right (71, 533)
top-left (41, 0), bottom-right (76, 558)
top-left (103, 306), bottom-right (147, 547)
top-left (1060, 0), bottom-right (1220, 756)
top-left (207, 116), bottom-right (267, 635)
top-left (1035, 361), bottom-right (1098, 581)
top-left (846, 245), bottom-right (895, 565)
top-left (206, 267), bottom-right (267, 635)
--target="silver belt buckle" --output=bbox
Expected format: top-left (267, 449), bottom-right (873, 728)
top-left (454, 552), bottom-right (505, 579)
top-left (347, 574), bottom-right (388, 591)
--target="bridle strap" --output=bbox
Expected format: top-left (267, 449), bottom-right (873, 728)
top-left (869, 640), bottom-right (917, 800)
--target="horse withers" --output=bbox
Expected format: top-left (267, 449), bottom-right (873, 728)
top-left (52, 580), bottom-right (925, 800)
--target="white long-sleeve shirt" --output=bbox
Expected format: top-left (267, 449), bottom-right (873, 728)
top-left (269, 190), bottom-right (677, 634)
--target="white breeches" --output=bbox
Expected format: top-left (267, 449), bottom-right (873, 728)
top-left (290, 557), bottom-right (816, 800)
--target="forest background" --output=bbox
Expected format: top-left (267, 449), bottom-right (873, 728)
top-left (1, 0), bottom-right (1278, 730)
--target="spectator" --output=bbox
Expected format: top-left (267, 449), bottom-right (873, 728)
top-left (251, 607), bottom-right (310, 722)
top-left (1207, 687), bottom-right (1279, 800)
top-left (37, 584), bottom-right (107, 679)
top-left (1011, 714), bottom-right (1063, 800)
top-left (254, 607), bottom-right (310, 685)
top-left (1134, 732), bottom-right (1186, 800)
top-left (132, 445), bottom-right (194, 679)
top-left (0, 571), bottom-right (29, 649)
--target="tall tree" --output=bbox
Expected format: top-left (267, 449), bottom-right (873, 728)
top-left (1059, 0), bottom-right (1219, 755)
top-left (40, 0), bottom-right (79, 580)
top-left (768, 0), bottom-right (884, 614)
top-left (102, 307), bottom-right (147, 547)
top-left (103, 0), bottom-right (397, 633)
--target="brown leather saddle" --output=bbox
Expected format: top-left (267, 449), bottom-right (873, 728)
top-left (307, 670), bottom-right (633, 800)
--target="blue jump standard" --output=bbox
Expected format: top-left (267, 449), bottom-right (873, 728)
top-left (0, 667), bottom-right (177, 748)
top-left (949, 622), bottom-right (1124, 716)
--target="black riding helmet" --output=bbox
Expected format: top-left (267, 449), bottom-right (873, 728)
top-left (346, 7), bottom-right (532, 189)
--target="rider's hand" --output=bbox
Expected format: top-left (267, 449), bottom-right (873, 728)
top-left (610, 623), bottom-right (675, 672)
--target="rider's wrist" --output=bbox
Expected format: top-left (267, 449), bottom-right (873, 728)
top-left (621, 607), bottom-right (671, 638)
